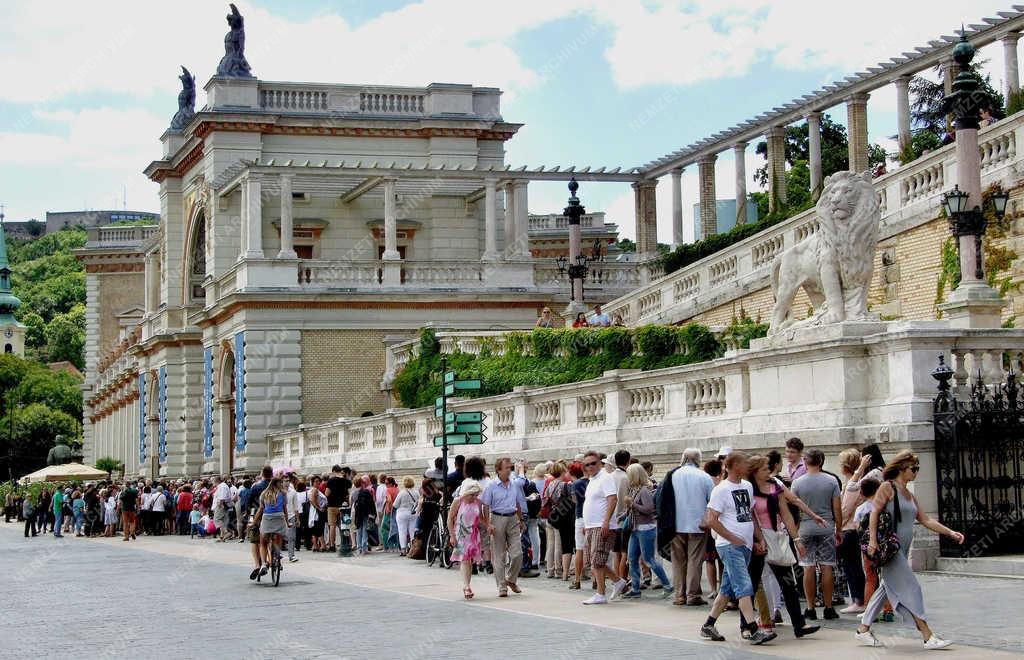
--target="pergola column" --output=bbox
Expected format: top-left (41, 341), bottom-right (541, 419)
top-left (1004, 32), bottom-right (1021, 100)
top-left (846, 92), bottom-right (870, 173)
top-left (733, 143), bottom-right (747, 226)
top-left (698, 154), bottom-right (718, 239)
top-left (632, 179), bottom-right (658, 259)
top-left (940, 57), bottom-right (959, 133)
top-left (806, 112), bottom-right (823, 198)
top-left (670, 168), bottom-right (683, 248)
top-left (243, 175), bottom-right (263, 259)
top-left (482, 178), bottom-right (499, 261)
top-left (381, 178), bottom-right (400, 261)
top-left (513, 181), bottom-right (531, 258)
top-left (767, 125), bottom-right (787, 212)
top-left (503, 182), bottom-right (516, 256)
top-left (277, 174), bottom-right (297, 259)
top-left (894, 76), bottom-right (912, 155)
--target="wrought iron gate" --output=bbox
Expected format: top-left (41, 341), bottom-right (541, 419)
top-left (933, 355), bottom-right (1024, 557)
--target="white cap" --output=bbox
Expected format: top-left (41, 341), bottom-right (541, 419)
top-left (717, 446), bottom-right (734, 458)
top-left (601, 456), bottom-right (615, 466)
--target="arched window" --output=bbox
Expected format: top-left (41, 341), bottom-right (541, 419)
top-left (189, 210), bottom-right (207, 303)
top-left (4, 344), bottom-right (11, 354)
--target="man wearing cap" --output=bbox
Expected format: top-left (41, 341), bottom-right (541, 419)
top-left (481, 457), bottom-right (527, 597)
top-left (581, 451), bottom-right (627, 604)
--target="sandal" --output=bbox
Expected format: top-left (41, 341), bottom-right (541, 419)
top-left (463, 587), bottom-right (474, 600)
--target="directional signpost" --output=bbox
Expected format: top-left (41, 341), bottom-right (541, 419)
top-left (435, 358), bottom-right (488, 549)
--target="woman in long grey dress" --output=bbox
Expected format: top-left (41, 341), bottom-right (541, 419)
top-left (855, 450), bottom-right (964, 650)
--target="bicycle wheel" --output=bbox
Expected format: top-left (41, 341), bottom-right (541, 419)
top-left (271, 547), bottom-right (282, 586)
top-left (437, 527), bottom-right (453, 569)
top-left (425, 524), bottom-right (439, 567)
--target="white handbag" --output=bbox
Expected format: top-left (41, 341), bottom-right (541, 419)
top-left (762, 527), bottom-right (797, 566)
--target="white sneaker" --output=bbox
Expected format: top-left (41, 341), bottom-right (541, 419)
top-left (582, 593), bottom-right (608, 605)
top-left (609, 579), bottom-right (628, 601)
top-left (855, 630), bottom-right (882, 647)
top-left (840, 604), bottom-right (865, 614)
top-left (923, 636), bottom-right (952, 650)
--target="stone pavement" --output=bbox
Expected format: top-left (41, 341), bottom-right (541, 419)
top-left (1, 523), bottom-right (1019, 660)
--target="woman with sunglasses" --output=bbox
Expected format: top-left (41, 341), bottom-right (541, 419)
top-left (854, 450), bottom-right (964, 650)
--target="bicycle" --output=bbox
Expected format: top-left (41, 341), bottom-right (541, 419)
top-left (257, 536), bottom-right (283, 586)
top-left (425, 515), bottom-right (453, 569)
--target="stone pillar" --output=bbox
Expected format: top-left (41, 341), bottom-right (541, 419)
top-left (482, 178), bottom-right (499, 260)
top-left (806, 112), bottom-right (823, 198)
top-left (894, 77), bottom-right (912, 155)
top-left (766, 125), bottom-right (787, 212)
top-left (243, 176), bottom-right (263, 259)
top-left (733, 143), bottom-right (747, 226)
top-left (632, 179), bottom-right (658, 258)
top-left (513, 181), bottom-right (531, 258)
top-left (144, 252), bottom-right (158, 314)
top-left (1004, 32), bottom-right (1021, 100)
top-left (277, 174), bottom-right (297, 259)
top-left (940, 58), bottom-right (959, 133)
top-left (846, 93), bottom-right (870, 174)
top-left (670, 168), bottom-right (683, 248)
top-left (503, 182), bottom-right (516, 256)
top-left (381, 178), bottom-right (400, 261)
top-left (698, 154), bottom-right (718, 239)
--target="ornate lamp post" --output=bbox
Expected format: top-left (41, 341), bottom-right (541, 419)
top-left (555, 177), bottom-right (594, 311)
top-left (937, 32), bottom-right (1010, 328)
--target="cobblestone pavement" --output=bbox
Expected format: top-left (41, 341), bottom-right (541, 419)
top-left (2, 523), bottom-right (1020, 659)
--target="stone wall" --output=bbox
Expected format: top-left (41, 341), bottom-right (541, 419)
top-left (97, 272), bottom-right (145, 354)
top-left (301, 329), bottom-right (389, 424)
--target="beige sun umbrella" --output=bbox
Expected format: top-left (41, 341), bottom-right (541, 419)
top-left (21, 463), bottom-right (108, 483)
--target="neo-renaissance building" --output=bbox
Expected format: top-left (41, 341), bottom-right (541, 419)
top-left (79, 8), bottom-right (653, 478)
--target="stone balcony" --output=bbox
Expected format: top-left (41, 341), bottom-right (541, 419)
top-left (606, 112), bottom-right (1023, 326)
top-left (83, 224), bottom-right (159, 248)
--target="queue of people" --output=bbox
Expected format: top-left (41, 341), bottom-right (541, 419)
top-left (3, 438), bottom-right (964, 651)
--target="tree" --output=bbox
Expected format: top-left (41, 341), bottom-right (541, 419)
top-left (44, 304), bottom-right (85, 369)
top-left (16, 310), bottom-right (46, 350)
top-left (908, 61), bottom-right (1004, 159)
top-left (615, 238), bottom-right (636, 253)
top-left (95, 456), bottom-right (123, 479)
top-left (25, 219), bottom-right (43, 238)
top-left (0, 402), bottom-right (81, 477)
top-left (16, 368), bottom-right (82, 420)
top-left (754, 116), bottom-right (886, 209)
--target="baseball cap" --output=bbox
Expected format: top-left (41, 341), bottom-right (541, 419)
top-left (717, 446), bottom-right (734, 458)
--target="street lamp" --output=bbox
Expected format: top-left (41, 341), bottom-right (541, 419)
top-left (938, 31), bottom-right (1009, 318)
top-left (554, 177), bottom-right (595, 304)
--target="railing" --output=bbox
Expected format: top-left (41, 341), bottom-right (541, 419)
top-left (528, 212), bottom-right (605, 232)
top-left (248, 81), bottom-right (501, 118)
top-left (605, 113), bottom-right (1024, 326)
top-left (87, 224), bottom-right (159, 246)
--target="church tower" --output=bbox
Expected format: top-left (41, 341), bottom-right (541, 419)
top-left (0, 216), bottom-right (25, 356)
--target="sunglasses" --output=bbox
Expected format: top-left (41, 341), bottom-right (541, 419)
top-left (909, 465), bottom-right (920, 473)
top-left (583, 461), bottom-right (598, 467)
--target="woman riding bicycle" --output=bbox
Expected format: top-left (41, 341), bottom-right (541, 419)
top-left (249, 476), bottom-right (290, 579)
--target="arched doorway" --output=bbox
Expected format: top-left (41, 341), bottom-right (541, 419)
top-left (216, 343), bottom-right (236, 474)
top-left (184, 207), bottom-right (207, 304)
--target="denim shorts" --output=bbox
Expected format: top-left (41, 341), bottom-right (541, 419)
top-left (717, 543), bottom-right (753, 599)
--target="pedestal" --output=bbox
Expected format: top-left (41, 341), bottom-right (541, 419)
top-left (938, 283), bottom-right (1005, 329)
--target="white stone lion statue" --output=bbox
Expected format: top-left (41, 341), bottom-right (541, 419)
top-left (768, 171), bottom-right (880, 335)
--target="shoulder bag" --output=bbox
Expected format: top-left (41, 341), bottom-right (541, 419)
top-left (858, 481), bottom-right (902, 568)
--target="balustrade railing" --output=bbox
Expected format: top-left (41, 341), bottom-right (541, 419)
top-left (604, 113), bottom-right (1024, 327)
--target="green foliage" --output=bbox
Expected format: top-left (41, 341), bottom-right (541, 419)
top-left (95, 456), bottom-right (123, 477)
top-left (1002, 315), bottom-right (1017, 329)
top-left (530, 328), bottom-right (559, 359)
top-left (1008, 89), bottom-right (1024, 117)
top-left (44, 304), bottom-right (86, 369)
top-left (662, 207), bottom-right (792, 275)
top-left (0, 401), bottom-right (82, 478)
top-left (910, 62), bottom-right (1003, 138)
top-left (419, 327), bottom-right (440, 357)
top-left (616, 238), bottom-right (636, 253)
top-left (898, 130), bottom-right (944, 165)
top-left (392, 325), bottom-right (724, 409)
top-left (721, 313), bottom-right (769, 349)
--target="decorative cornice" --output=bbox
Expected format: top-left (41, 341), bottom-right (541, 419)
top-left (148, 142), bottom-right (205, 183)
top-left (83, 262), bottom-right (146, 274)
top-left (192, 120), bottom-right (517, 143)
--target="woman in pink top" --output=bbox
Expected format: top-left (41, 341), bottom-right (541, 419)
top-left (744, 455), bottom-right (821, 640)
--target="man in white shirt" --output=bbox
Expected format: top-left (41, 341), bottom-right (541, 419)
top-left (581, 451), bottom-right (627, 605)
top-left (213, 476), bottom-right (231, 542)
top-left (150, 486), bottom-right (166, 536)
top-left (700, 451), bottom-right (775, 646)
top-left (285, 474), bottom-right (300, 563)
top-left (589, 304), bottom-right (611, 327)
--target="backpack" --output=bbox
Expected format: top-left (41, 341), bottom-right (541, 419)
top-left (858, 481), bottom-right (902, 568)
top-left (539, 478), bottom-right (554, 519)
top-left (546, 480), bottom-right (572, 526)
top-left (523, 480), bottom-right (541, 519)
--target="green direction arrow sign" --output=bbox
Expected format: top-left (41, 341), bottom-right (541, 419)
top-left (443, 383), bottom-right (455, 396)
top-left (444, 371), bottom-right (456, 383)
top-left (454, 379), bottom-right (481, 391)
top-left (445, 411), bottom-right (484, 423)
top-left (435, 396), bottom-right (445, 408)
top-left (445, 422), bottom-right (485, 434)
top-left (433, 433), bottom-right (484, 447)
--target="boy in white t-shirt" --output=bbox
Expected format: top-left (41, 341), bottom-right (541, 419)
top-left (700, 451), bottom-right (776, 646)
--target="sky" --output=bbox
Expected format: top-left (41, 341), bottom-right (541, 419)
top-left (0, 0), bottom-right (1016, 243)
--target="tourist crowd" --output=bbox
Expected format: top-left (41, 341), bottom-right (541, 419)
top-left (4, 437), bottom-right (964, 650)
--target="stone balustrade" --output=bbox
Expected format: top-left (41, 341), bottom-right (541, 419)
top-left (528, 212), bottom-right (603, 231)
top-left (86, 224), bottom-right (159, 246)
top-left (605, 114), bottom-right (1024, 327)
top-left (270, 323), bottom-right (1024, 483)
top-left (252, 81), bottom-right (500, 119)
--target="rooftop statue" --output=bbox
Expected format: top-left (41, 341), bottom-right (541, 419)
top-left (215, 3), bottom-right (254, 78)
top-left (768, 171), bottom-right (881, 335)
top-left (169, 66), bottom-right (196, 131)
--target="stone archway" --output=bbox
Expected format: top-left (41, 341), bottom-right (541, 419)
top-left (183, 205), bottom-right (207, 305)
top-left (216, 342), bottom-right (236, 474)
